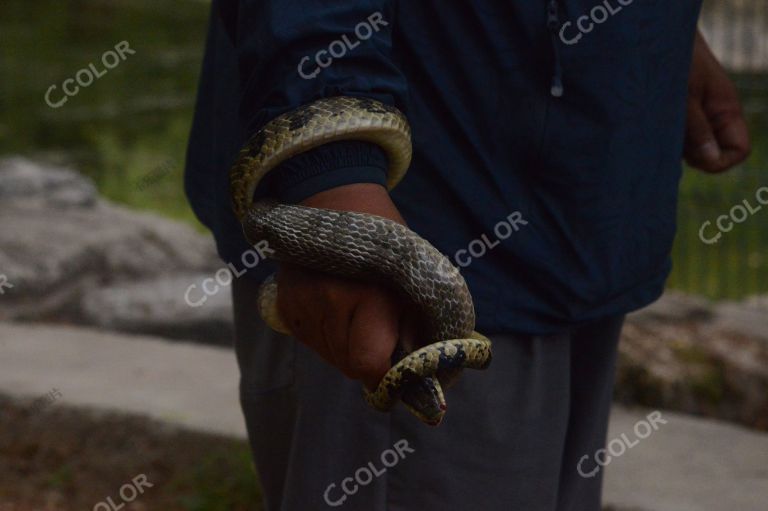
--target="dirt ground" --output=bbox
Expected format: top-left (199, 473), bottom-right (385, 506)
top-left (0, 395), bottom-right (262, 510)
top-left (0, 394), bottom-right (661, 511)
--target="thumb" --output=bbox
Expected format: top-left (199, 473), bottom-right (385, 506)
top-left (713, 112), bottom-right (751, 170)
top-left (684, 97), bottom-right (721, 172)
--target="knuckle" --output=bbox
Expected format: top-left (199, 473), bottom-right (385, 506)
top-left (323, 284), bottom-right (354, 305)
top-left (280, 308), bottom-right (317, 340)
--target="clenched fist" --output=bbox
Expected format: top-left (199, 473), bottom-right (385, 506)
top-left (275, 183), bottom-right (418, 390)
top-left (685, 31), bottom-right (751, 173)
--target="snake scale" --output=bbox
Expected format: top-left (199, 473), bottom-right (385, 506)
top-left (230, 96), bottom-right (492, 426)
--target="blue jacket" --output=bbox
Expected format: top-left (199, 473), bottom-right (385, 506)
top-left (185, 0), bottom-right (703, 335)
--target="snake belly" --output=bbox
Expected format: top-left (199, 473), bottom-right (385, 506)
top-left (231, 96), bottom-right (492, 425)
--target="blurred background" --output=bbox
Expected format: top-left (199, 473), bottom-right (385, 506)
top-left (0, 1), bottom-right (766, 510)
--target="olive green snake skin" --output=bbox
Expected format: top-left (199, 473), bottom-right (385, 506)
top-left (230, 96), bottom-right (492, 426)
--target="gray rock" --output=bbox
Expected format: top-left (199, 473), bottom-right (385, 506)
top-left (713, 300), bottom-right (768, 345)
top-left (628, 291), bottom-right (714, 323)
top-left (79, 274), bottom-right (234, 346)
top-left (619, 294), bottom-right (768, 430)
top-left (0, 157), bottom-right (98, 207)
top-left (0, 157), bottom-right (221, 326)
top-left (745, 294), bottom-right (768, 311)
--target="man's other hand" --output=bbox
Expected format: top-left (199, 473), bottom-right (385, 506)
top-left (685, 31), bottom-right (751, 173)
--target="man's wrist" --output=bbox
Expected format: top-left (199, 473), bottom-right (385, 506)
top-left (300, 183), bottom-right (406, 225)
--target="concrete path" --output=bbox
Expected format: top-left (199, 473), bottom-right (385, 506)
top-left (0, 321), bottom-right (244, 437)
top-left (1, 321), bottom-right (766, 510)
top-left (603, 408), bottom-right (768, 511)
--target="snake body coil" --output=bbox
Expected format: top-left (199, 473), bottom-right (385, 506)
top-left (231, 96), bottom-right (492, 425)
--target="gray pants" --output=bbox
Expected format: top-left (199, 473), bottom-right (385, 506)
top-left (233, 278), bottom-right (624, 511)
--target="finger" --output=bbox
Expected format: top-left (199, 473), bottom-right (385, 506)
top-left (275, 263), bottom-right (303, 330)
top-left (276, 266), bottom-right (335, 365)
top-left (347, 291), bottom-right (401, 389)
top-left (684, 98), bottom-right (722, 172)
top-left (397, 309), bottom-right (427, 354)
top-left (320, 286), bottom-right (357, 376)
top-left (275, 265), bottom-right (328, 335)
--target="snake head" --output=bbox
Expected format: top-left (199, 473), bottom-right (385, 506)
top-left (400, 375), bottom-right (447, 427)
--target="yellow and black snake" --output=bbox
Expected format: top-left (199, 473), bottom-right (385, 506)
top-left (230, 96), bottom-right (492, 426)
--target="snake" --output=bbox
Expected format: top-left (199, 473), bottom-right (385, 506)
top-left (230, 96), bottom-right (492, 426)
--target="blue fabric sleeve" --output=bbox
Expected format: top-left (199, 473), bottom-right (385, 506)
top-left (260, 141), bottom-right (388, 203)
top-left (215, 1), bottom-right (406, 204)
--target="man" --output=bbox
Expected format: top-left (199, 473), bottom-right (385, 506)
top-left (185, 2), bottom-right (750, 510)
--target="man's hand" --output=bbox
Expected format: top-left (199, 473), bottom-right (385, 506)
top-left (684, 31), bottom-right (751, 173)
top-left (275, 183), bottom-right (414, 390)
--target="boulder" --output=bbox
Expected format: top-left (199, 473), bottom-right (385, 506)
top-left (618, 292), bottom-right (768, 430)
top-left (0, 157), bottom-right (222, 331)
top-left (712, 299), bottom-right (768, 345)
top-left (0, 157), bottom-right (98, 208)
top-left (79, 275), bottom-right (234, 346)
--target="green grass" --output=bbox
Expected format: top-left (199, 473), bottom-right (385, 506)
top-left (84, 114), bottom-right (202, 226)
top-left (0, 0), bottom-right (208, 228)
top-left (168, 446), bottom-right (262, 511)
top-left (671, 167), bottom-right (768, 299)
top-left (670, 75), bottom-right (768, 299)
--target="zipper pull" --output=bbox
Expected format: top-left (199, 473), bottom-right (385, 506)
top-left (547, 0), bottom-right (564, 98)
top-left (547, 0), bottom-right (560, 29)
